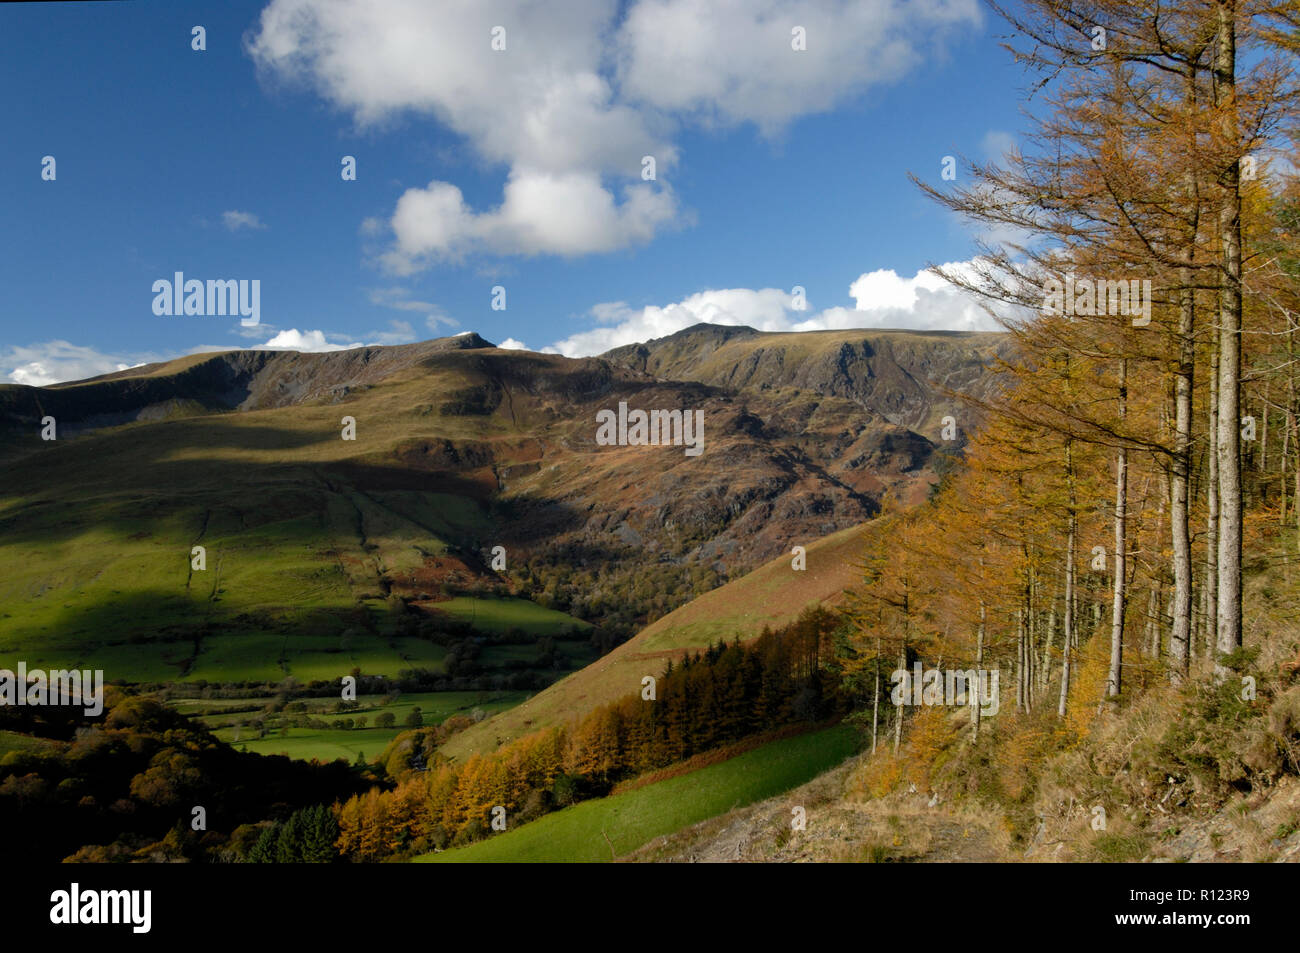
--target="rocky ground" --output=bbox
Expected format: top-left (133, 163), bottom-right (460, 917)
top-left (623, 752), bottom-right (1300, 863)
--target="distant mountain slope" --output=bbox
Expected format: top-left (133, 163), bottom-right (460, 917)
top-left (439, 521), bottom-right (874, 759)
top-left (602, 324), bottom-right (1011, 432)
top-left (0, 334), bottom-right (496, 447)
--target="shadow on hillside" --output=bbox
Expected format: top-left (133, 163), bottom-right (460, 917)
top-left (0, 440), bottom-right (603, 587)
top-left (1, 588), bottom-right (203, 672)
top-left (6, 585), bottom-right (318, 679)
top-left (2, 417), bottom-right (338, 490)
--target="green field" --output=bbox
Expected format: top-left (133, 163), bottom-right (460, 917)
top-left (430, 596), bottom-right (591, 636)
top-left (180, 690), bottom-right (528, 762)
top-left (220, 725), bottom-right (404, 762)
top-left (0, 729), bottom-right (63, 757)
top-left (417, 725), bottom-right (859, 863)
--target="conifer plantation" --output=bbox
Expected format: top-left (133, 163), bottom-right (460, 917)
top-left (334, 608), bottom-right (846, 859)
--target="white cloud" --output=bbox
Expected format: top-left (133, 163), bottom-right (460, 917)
top-left (260, 329), bottom-right (348, 351)
top-left (1, 341), bottom-right (159, 386)
top-left (497, 338), bottom-right (529, 350)
top-left (257, 321), bottom-right (418, 351)
top-left (222, 210), bottom-right (268, 232)
top-left (248, 0), bottom-right (980, 265)
top-left (616, 0), bottom-right (981, 134)
top-left (546, 260), bottom-right (1015, 356)
top-left (847, 266), bottom-right (959, 312)
top-left (250, 0), bottom-right (678, 264)
top-left (380, 172), bottom-right (679, 269)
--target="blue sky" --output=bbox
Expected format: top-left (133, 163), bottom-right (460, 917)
top-left (0, 0), bottom-right (1029, 385)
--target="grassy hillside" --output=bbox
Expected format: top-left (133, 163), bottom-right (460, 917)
top-left (417, 724), bottom-right (859, 863)
top-left (440, 521), bottom-right (874, 759)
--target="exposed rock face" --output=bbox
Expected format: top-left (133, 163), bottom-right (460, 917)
top-left (602, 323), bottom-right (1012, 429)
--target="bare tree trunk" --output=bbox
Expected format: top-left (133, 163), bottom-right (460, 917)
top-left (1170, 244), bottom-right (1196, 679)
top-left (1214, 0), bottom-right (1244, 664)
top-left (1107, 360), bottom-right (1128, 700)
top-left (1145, 583), bottom-right (1161, 659)
top-left (1282, 364), bottom-right (1293, 530)
top-left (1289, 319), bottom-right (1300, 553)
top-left (1289, 405), bottom-right (1300, 546)
top-left (893, 643), bottom-right (905, 756)
top-left (1026, 573), bottom-right (1037, 710)
top-left (1042, 587), bottom-right (1058, 691)
top-left (871, 669), bottom-right (880, 756)
top-left (1286, 320), bottom-right (1298, 542)
top-left (973, 602), bottom-right (986, 742)
top-left (1205, 335), bottom-right (1220, 659)
top-left (1059, 440), bottom-right (1077, 718)
top-left (1017, 608), bottom-right (1027, 713)
top-left (1260, 383), bottom-right (1269, 474)
top-left (895, 593), bottom-right (907, 758)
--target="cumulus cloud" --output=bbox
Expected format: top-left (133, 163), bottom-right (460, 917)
top-left (1, 341), bottom-right (158, 386)
top-left (257, 320), bottom-right (418, 351)
top-left (616, 0), bottom-right (981, 134)
top-left (247, 0), bottom-right (980, 266)
top-left (260, 329), bottom-right (345, 351)
top-left (249, 0), bottom-right (678, 265)
top-left (546, 260), bottom-right (1017, 356)
top-left (381, 172), bottom-right (679, 270)
top-left (497, 338), bottom-right (529, 350)
top-left (222, 210), bottom-right (268, 232)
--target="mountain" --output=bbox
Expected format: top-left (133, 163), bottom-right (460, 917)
top-left (0, 326), bottom-right (1007, 688)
